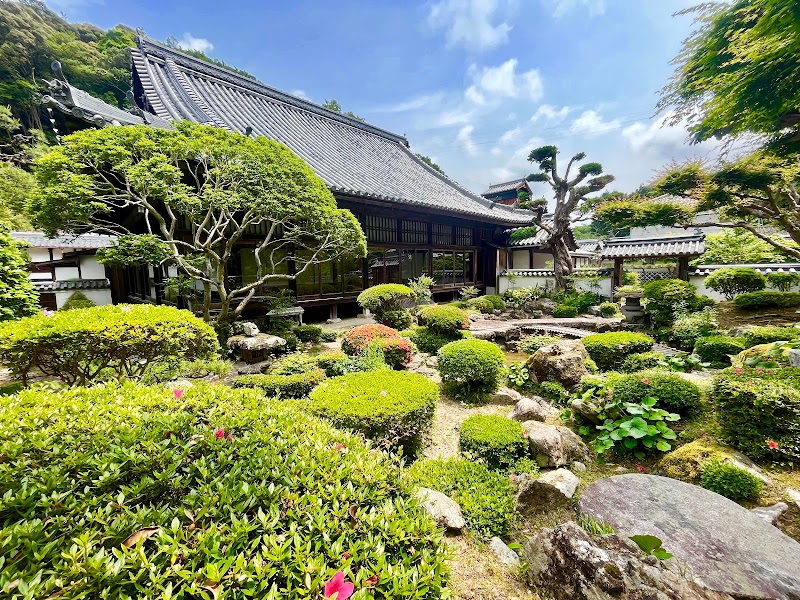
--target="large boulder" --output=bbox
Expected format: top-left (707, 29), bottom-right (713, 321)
top-left (489, 386), bottom-right (522, 405)
top-left (489, 536), bottom-right (520, 567)
top-left (524, 421), bottom-right (591, 468)
top-left (509, 396), bottom-right (558, 422)
top-left (524, 521), bottom-right (734, 600)
top-left (515, 469), bottom-right (579, 515)
top-left (526, 339), bottom-right (590, 391)
top-left (578, 474), bottom-right (800, 599)
top-left (415, 487), bottom-right (465, 532)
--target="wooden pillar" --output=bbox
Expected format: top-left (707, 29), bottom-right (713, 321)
top-left (677, 256), bottom-right (690, 281)
top-left (613, 258), bottom-right (623, 290)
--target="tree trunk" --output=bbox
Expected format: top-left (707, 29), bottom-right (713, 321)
top-left (552, 237), bottom-right (574, 291)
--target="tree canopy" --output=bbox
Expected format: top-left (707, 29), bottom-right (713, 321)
top-left (322, 99), bottom-right (365, 122)
top-left (415, 154), bottom-right (446, 176)
top-left (693, 228), bottom-right (795, 265)
top-left (31, 122), bottom-right (367, 321)
top-left (0, 228), bottom-right (39, 321)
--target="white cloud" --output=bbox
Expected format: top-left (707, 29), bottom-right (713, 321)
top-left (434, 108), bottom-right (474, 128)
top-left (499, 127), bottom-right (521, 145)
top-left (291, 89), bottom-right (309, 99)
top-left (570, 110), bottom-right (621, 137)
top-left (372, 93), bottom-right (445, 113)
top-left (622, 112), bottom-right (720, 158)
top-left (427, 0), bottom-right (512, 51)
top-left (456, 124), bottom-right (478, 156)
top-left (531, 104), bottom-right (570, 123)
top-left (466, 59), bottom-right (544, 104)
top-left (546, 0), bottom-right (606, 19)
top-left (176, 33), bottom-right (214, 54)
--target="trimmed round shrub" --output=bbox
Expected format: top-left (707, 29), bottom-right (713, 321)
top-left (712, 368), bottom-right (800, 461)
top-left (734, 291), bottom-right (800, 310)
top-left (0, 304), bottom-right (218, 386)
top-left (292, 324), bottom-right (322, 343)
top-left (767, 272), bottom-right (800, 292)
top-left (0, 382), bottom-right (449, 598)
top-left (233, 368), bottom-right (326, 398)
top-left (538, 381), bottom-right (570, 405)
top-left (659, 439), bottom-right (733, 483)
top-left (705, 267), bottom-right (766, 300)
top-left (518, 334), bottom-right (562, 354)
top-left (582, 331), bottom-right (655, 371)
top-left (309, 371), bottom-right (438, 456)
top-left (599, 301), bottom-right (621, 317)
top-left (458, 415), bottom-right (528, 472)
top-left (406, 458), bottom-right (515, 538)
top-left (643, 279), bottom-right (701, 327)
top-left (670, 308), bottom-right (719, 350)
top-left (694, 335), bottom-right (746, 366)
top-left (380, 308), bottom-right (413, 330)
top-left (356, 284), bottom-right (413, 326)
top-left (466, 296), bottom-right (495, 314)
top-left (61, 291), bottom-right (96, 311)
top-left (484, 295), bottom-right (506, 311)
top-left (314, 348), bottom-right (388, 376)
top-left (699, 459), bottom-right (763, 502)
top-left (409, 326), bottom-right (468, 354)
top-left (269, 352), bottom-right (319, 375)
top-left (341, 323), bottom-right (399, 355)
top-left (371, 337), bottom-right (413, 369)
top-left (612, 371), bottom-right (701, 414)
top-left (742, 325), bottom-right (800, 347)
top-left (551, 304), bottom-right (578, 318)
top-left (417, 305), bottom-right (471, 334)
top-left (319, 329), bottom-right (338, 342)
top-left (437, 338), bottom-right (505, 402)
top-left (620, 351), bottom-right (665, 373)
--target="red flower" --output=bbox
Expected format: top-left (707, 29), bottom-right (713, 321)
top-left (768, 440), bottom-right (779, 450)
top-left (343, 552), bottom-right (350, 560)
top-left (214, 428), bottom-right (225, 439)
top-left (324, 571), bottom-right (354, 600)
top-left (635, 464), bottom-right (644, 473)
top-left (172, 388), bottom-right (185, 400)
top-left (757, 368), bottom-right (765, 374)
top-left (734, 367), bottom-right (744, 375)
top-left (226, 432), bottom-right (233, 441)
top-left (641, 378), bottom-right (650, 385)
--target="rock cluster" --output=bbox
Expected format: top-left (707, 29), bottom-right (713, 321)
top-left (526, 339), bottom-right (591, 391)
top-left (524, 421), bottom-right (591, 468)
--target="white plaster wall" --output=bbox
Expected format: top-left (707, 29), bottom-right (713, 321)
top-left (27, 248), bottom-right (51, 263)
top-left (79, 256), bottom-right (106, 279)
top-left (498, 272), bottom-right (613, 299)
top-left (54, 267), bottom-right (80, 280)
top-left (54, 289), bottom-right (113, 309)
top-left (689, 275), bottom-right (727, 302)
top-left (511, 250), bottom-right (530, 270)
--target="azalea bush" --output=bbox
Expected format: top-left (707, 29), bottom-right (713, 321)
top-left (314, 348), bottom-right (388, 377)
top-left (458, 415), bottom-right (530, 473)
top-left (694, 335), bottom-right (746, 366)
top-left (0, 382), bottom-right (449, 599)
top-left (409, 327), bottom-right (469, 354)
top-left (0, 305), bottom-right (218, 385)
top-left (611, 371), bottom-right (701, 415)
top-left (742, 326), bottom-right (800, 347)
top-left (699, 459), bottom-right (763, 502)
top-left (371, 337), bottom-right (413, 369)
top-left (619, 352), bottom-right (666, 373)
top-left (356, 284), bottom-right (413, 328)
top-left (704, 267), bottom-right (766, 300)
top-left (341, 324), bottom-right (400, 355)
top-left (551, 304), bottom-right (578, 318)
top-left (308, 371), bottom-right (438, 457)
top-left (416, 305), bottom-right (471, 334)
top-left (734, 291), bottom-right (800, 310)
top-left (465, 296), bottom-right (495, 314)
top-left (291, 324), bottom-right (323, 343)
top-left (437, 338), bottom-right (505, 403)
top-left (233, 368), bottom-right (326, 398)
top-left (581, 331), bottom-right (655, 371)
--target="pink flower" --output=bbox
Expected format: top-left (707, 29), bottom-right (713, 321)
top-left (120, 305), bottom-right (132, 312)
top-left (214, 428), bottom-right (225, 439)
top-left (42, 309), bottom-right (54, 317)
top-left (509, 474), bottom-right (519, 482)
top-left (380, 391), bottom-right (387, 397)
top-left (172, 388), bottom-right (185, 400)
top-left (641, 378), bottom-right (650, 385)
top-left (636, 464), bottom-right (645, 473)
top-left (768, 369), bottom-right (776, 375)
top-left (757, 369), bottom-right (765, 374)
top-left (226, 432), bottom-right (233, 441)
top-left (768, 440), bottom-right (779, 450)
top-left (734, 367), bottom-right (744, 375)
top-left (334, 443), bottom-right (347, 454)
top-left (324, 571), bottom-right (354, 600)
top-left (343, 552), bottom-right (350, 560)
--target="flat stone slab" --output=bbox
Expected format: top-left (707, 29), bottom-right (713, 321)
top-left (579, 474), bottom-right (800, 599)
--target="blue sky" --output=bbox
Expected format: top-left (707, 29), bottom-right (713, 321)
top-left (47, 0), bottom-right (722, 198)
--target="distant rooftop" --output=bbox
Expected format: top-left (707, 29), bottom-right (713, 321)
top-left (600, 233), bottom-right (705, 260)
top-left (12, 232), bottom-right (117, 250)
top-left (482, 178), bottom-right (529, 196)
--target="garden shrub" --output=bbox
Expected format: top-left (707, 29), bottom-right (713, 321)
top-left (599, 301), bottom-right (621, 317)
top-left (620, 351), bottom-right (665, 373)
top-left (589, 395), bottom-right (679, 456)
top-left (485, 295), bottom-right (506, 311)
top-left (410, 326), bottom-right (469, 354)
top-left (538, 381), bottom-right (570, 405)
top-left (0, 304), bottom-right (218, 386)
top-left (356, 284), bottom-right (413, 327)
top-left (733, 342), bottom-right (796, 369)
top-left (417, 305), bottom-right (471, 334)
top-left (582, 331), bottom-right (655, 371)
top-left (670, 308), bottom-right (719, 350)
top-left (466, 296), bottom-right (495, 314)
top-left (406, 458), bottom-right (515, 538)
top-left (458, 415), bottom-right (529, 472)
top-left (315, 347), bottom-right (388, 377)
top-left (742, 325), bottom-right (800, 347)
top-left (0, 382), bottom-right (449, 599)
top-left (309, 371), bottom-right (438, 456)
top-left (60, 291), bottom-right (95, 310)
top-left (518, 334), bottom-right (562, 354)
top-left (712, 368), bottom-right (800, 461)
top-left (694, 335), bottom-right (746, 366)
top-left (612, 371), bottom-right (701, 414)
top-left (502, 287), bottom-right (543, 312)
top-left (341, 323), bottom-right (399, 355)
top-left (178, 357), bottom-right (234, 379)
top-left (704, 267), bottom-right (766, 300)
top-left (319, 329), bottom-right (338, 342)
top-left (699, 459), bottom-right (763, 502)
top-left (659, 438), bottom-right (732, 483)
top-left (292, 324), bottom-right (322, 343)
top-left (551, 304), bottom-right (578, 318)
top-left (505, 361), bottom-right (535, 392)
top-left (767, 272), bottom-right (800, 292)
top-left (437, 338), bottom-right (505, 403)
top-left (233, 368), bottom-right (326, 398)
top-left (0, 228), bottom-right (39, 322)
top-left (734, 291), bottom-right (800, 310)
top-left (643, 279), bottom-right (702, 327)
top-left (269, 352), bottom-right (320, 375)
top-left (371, 336), bottom-right (413, 369)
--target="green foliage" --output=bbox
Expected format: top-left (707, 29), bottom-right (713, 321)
top-left (577, 515), bottom-right (615, 535)
top-left (593, 197), bottom-right (693, 233)
top-left (309, 371), bottom-right (438, 457)
top-left (406, 458), bottom-right (515, 538)
top-left (551, 304), bottom-right (578, 318)
top-left (712, 369), bottom-right (800, 461)
top-left (0, 229), bottom-right (38, 322)
top-left (60, 291), bottom-right (95, 311)
top-left (518, 334), bottom-right (562, 354)
top-left (508, 226), bottom-right (539, 242)
top-left (484, 295), bottom-right (506, 311)
top-left (695, 229), bottom-right (795, 265)
top-left (233, 369), bottom-right (325, 399)
top-left (0, 162), bottom-right (36, 230)
top-left (734, 291), bottom-right (800, 310)
top-left (658, 352), bottom-right (709, 373)
top-left (582, 331), bottom-right (655, 371)
top-left (417, 305), bottom-right (471, 334)
top-left (314, 347), bottom-right (388, 377)
top-left (415, 153), bottom-right (446, 175)
top-left (505, 361), bottom-right (534, 392)
top-left (590, 394), bottom-right (680, 457)
top-left (643, 279), bottom-right (704, 328)
top-left (538, 381), bottom-right (570, 406)
top-left (466, 296), bottom-right (495, 314)
top-left (620, 352), bottom-right (665, 374)
top-left (551, 289), bottom-right (602, 314)
top-left (356, 284), bottom-right (413, 327)
top-left (742, 326), bottom-right (800, 347)
top-left (612, 371), bottom-right (701, 415)
top-left (409, 326), bottom-right (468, 354)
top-left (341, 323), bottom-right (400, 355)
top-left (291, 324), bottom-right (322, 343)
top-left (95, 234), bottom-right (171, 267)
top-left (599, 301), bottom-right (621, 317)
top-left (319, 329), bottom-right (338, 342)
top-left (177, 357), bottom-right (233, 379)
top-left (704, 268), bottom-right (767, 300)
top-left (437, 339), bottom-right (505, 403)
top-left (458, 415), bottom-right (529, 473)
top-left (371, 337), bottom-right (414, 369)
top-left (767, 272), bottom-right (800, 291)
top-left (694, 335), bottom-right (746, 366)
top-left (268, 353), bottom-right (319, 375)
top-left (408, 275), bottom-right (435, 306)
top-left (670, 307), bottom-right (720, 351)
top-left (0, 381), bottom-right (449, 599)
top-left (699, 459), bottom-right (763, 502)
top-left (0, 304), bottom-right (217, 385)
top-left (629, 535), bottom-right (673, 561)
top-left (502, 287), bottom-right (545, 312)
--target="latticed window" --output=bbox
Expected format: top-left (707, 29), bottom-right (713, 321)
top-left (432, 224), bottom-right (453, 245)
top-left (402, 220), bottom-right (428, 244)
top-left (364, 215), bottom-right (397, 243)
top-left (455, 226), bottom-right (474, 246)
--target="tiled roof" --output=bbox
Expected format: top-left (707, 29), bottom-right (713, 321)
top-left (33, 278), bottom-right (110, 291)
top-left (690, 263), bottom-right (800, 275)
top-left (12, 232), bottom-right (117, 249)
top-left (600, 233), bottom-right (705, 259)
top-left (504, 267), bottom-right (612, 277)
top-left (131, 38), bottom-right (532, 225)
top-left (482, 178), bottom-right (528, 196)
top-left (576, 239), bottom-right (603, 253)
top-left (506, 217), bottom-right (578, 250)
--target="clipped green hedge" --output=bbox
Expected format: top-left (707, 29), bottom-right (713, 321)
top-left (406, 458), bottom-right (515, 538)
top-left (417, 305), bottom-right (471, 334)
top-left (704, 267), bottom-right (766, 300)
top-left (292, 324), bottom-right (323, 343)
top-left (484, 295), bottom-right (506, 311)
top-left (551, 304), bottom-right (578, 318)
top-left (60, 291), bottom-right (96, 311)
top-left (0, 304), bottom-right (218, 386)
top-left (233, 368), bottom-right (326, 398)
top-left (458, 415), bottom-right (529, 472)
top-left (700, 459), bottom-right (763, 502)
top-left (437, 338), bottom-right (505, 403)
top-left (466, 296), bottom-right (495, 314)
top-left (0, 382), bottom-right (449, 599)
top-left (356, 284), bottom-right (413, 328)
top-left (734, 291), bottom-right (800, 310)
top-left (742, 326), bottom-right (800, 347)
top-left (582, 331), bottom-right (655, 371)
top-left (712, 369), bottom-right (800, 462)
top-left (612, 370), bottom-right (700, 414)
top-left (694, 335), bottom-right (746, 366)
top-left (620, 351), bottom-right (665, 373)
top-left (410, 327), bottom-right (469, 354)
top-left (309, 371), bottom-right (438, 457)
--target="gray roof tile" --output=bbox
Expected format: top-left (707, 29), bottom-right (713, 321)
top-left (12, 232), bottom-right (118, 249)
top-left (600, 234), bottom-right (705, 259)
top-left (482, 178), bottom-right (528, 195)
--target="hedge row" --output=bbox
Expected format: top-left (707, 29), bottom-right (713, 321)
top-left (582, 331), bottom-right (655, 371)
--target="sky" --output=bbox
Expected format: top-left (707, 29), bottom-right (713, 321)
top-left (46, 0), bottom-right (722, 199)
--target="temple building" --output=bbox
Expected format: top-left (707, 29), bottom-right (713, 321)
top-left (481, 178), bottom-right (532, 205)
